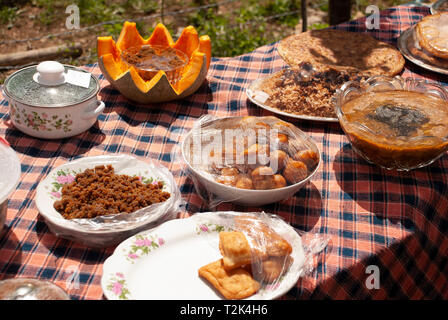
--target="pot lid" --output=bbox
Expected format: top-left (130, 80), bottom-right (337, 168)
top-left (0, 138), bottom-right (21, 204)
top-left (3, 61), bottom-right (99, 108)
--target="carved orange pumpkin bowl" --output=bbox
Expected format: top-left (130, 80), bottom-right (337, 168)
top-left (97, 22), bottom-right (211, 104)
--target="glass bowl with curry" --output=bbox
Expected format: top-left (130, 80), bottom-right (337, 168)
top-left (334, 76), bottom-right (448, 170)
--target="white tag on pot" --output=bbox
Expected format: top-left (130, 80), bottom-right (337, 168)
top-left (65, 70), bottom-right (91, 88)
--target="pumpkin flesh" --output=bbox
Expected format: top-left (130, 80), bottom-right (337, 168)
top-left (97, 22), bottom-right (211, 99)
top-left (146, 23), bottom-right (174, 47)
top-left (175, 51), bottom-right (205, 93)
top-left (199, 35), bottom-right (212, 70)
top-left (116, 21), bottom-right (146, 53)
top-left (173, 26), bottom-right (200, 59)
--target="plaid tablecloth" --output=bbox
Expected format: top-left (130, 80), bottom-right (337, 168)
top-left (0, 5), bottom-right (447, 300)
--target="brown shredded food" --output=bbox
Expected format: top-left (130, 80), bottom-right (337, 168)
top-left (53, 165), bottom-right (171, 220)
top-left (260, 65), bottom-right (367, 118)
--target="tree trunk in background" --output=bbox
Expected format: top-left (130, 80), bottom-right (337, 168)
top-left (302, 0), bottom-right (307, 32)
top-left (329, 0), bottom-right (352, 25)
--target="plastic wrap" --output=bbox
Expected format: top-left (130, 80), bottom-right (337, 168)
top-left (35, 155), bottom-right (182, 248)
top-left (194, 211), bottom-right (329, 299)
top-left (174, 115), bottom-right (321, 207)
top-left (101, 210), bottom-right (329, 300)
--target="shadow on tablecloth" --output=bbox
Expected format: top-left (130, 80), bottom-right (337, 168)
top-left (98, 80), bottom-right (214, 128)
top-left (0, 225), bottom-right (24, 278)
top-left (292, 229), bottom-right (447, 299)
top-left (2, 116), bottom-right (106, 159)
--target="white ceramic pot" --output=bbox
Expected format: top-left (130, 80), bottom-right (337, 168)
top-left (3, 61), bottom-right (105, 139)
top-left (6, 97), bottom-right (105, 139)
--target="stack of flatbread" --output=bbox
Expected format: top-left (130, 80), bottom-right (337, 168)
top-left (407, 12), bottom-right (448, 69)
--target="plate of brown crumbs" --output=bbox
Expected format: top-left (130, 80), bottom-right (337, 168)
top-left (246, 63), bottom-right (368, 122)
top-left (35, 155), bottom-right (181, 247)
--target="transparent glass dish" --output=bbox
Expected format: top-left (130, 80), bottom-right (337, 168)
top-left (121, 45), bottom-right (189, 85)
top-left (334, 76), bottom-right (448, 171)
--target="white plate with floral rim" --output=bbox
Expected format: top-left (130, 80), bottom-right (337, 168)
top-left (101, 211), bottom-right (306, 300)
top-left (35, 154), bottom-right (181, 248)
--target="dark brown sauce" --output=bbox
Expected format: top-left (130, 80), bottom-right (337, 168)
top-left (341, 90), bottom-right (448, 169)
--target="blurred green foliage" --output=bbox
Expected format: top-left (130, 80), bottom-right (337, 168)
top-left (187, 0), bottom-right (301, 57)
top-left (1, 0), bottom-right (417, 59)
top-left (0, 6), bottom-right (17, 26)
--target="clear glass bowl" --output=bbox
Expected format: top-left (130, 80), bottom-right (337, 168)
top-left (121, 45), bottom-right (189, 85)
top-left (334, 75), bottom-right (448, 171)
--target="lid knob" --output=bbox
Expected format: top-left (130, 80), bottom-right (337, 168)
top-left (33, 61), bottom-right (66, 86)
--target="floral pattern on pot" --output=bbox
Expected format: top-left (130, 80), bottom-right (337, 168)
top-left (125, 234), bottom-right (165, 263)
top-left (107, 272), bottom-right (131, 300)
top-left (10, 103), bottom-right (73, 133)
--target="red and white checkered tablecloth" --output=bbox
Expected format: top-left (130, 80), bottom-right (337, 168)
top-left (0, 5), bottom-right (446, 299)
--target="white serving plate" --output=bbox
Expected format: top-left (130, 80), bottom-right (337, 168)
top-left (101, 211), bottom-right (305, 300)
top-left (35, 154), bottom-right (180, 247)
top-left (246, 78), bottom-right (339, 123)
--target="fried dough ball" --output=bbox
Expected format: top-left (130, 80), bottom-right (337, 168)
top-left (276, 133), bottom-right (289, 143)
top-left (216, 167), bottom-right (239, 187)
top-left (221, 167), bottom-right (239, 176)
top-left (273, 120), bottom-right (294, 130)
top-left (216, 175), bottom-right (237, 186)
top-left (273, 174), bottom-right (287, 189)
top-left (235, 175), bottom-right (254, 190)
top-left (269, 149), bottom-right (289, 172)
top-left (283, 160), bottom-right (308, 184)
top-left (294, 149), bottom-right (319, 171)
top-left (216, 175), bottom-right (236, 186)
top-left (243, 144), bottom-right (270, 169)
top-left (250, 166), bottom-right (276, 190)
top-left (243, 144), bottom-right (270, 157)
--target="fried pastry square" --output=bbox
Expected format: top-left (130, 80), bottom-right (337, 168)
top-left (233, 216), bottom-right (292, 257)
top-left (264, 232), bottom-right (293, 257)
top-left (198, 259), bottom-right (260, 300)
top-left (256, 255), bottom-right (294, 283)
top-left (219, 231), bottom-right (252, 270)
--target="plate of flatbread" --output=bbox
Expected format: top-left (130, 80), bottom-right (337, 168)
top-left (397, 19), bottom-right (448, 75)
top-left (277, 29), bottom-right (405, 77)
top-left (102, 211), bottom-right (305, 300)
